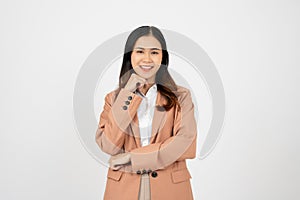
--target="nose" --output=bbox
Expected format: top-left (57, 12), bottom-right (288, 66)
top-left (142, 51), bottom-right (152, 62)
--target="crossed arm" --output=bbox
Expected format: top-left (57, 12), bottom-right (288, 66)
top-left (95, 87), bottom-right (197, 172)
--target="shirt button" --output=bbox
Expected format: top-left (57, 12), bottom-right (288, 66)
top-left (125, 100), bottom-right (130, 105)
top-left (122, 106), bottom-right (128, 110)
top-left (128, 96), bottom-right (132, 100)
top-left (151, 171), bottom-right (158, 178)
top-left (142, 169), bottom-right (147, 174)
top-left (136, 170), bottom-right (141, 175)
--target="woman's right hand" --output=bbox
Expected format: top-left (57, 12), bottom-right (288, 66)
top-left (108, 152), bottom-right (131, 171)
top-left (124, 73), bottom-right (147, 92)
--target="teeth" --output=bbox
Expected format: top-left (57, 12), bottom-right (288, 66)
top-left (140, 65), bottom-right (153, 69)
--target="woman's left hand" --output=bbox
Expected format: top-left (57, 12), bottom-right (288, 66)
top-left (108, 152), bottom-right (131, 170)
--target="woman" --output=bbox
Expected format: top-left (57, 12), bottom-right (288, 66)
top-left (95, 26), bottom-right (197, 200)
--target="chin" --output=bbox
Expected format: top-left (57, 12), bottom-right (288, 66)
top-left (136, 71), bottom-right (154, 79)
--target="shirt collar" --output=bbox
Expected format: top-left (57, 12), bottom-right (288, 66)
top-left (137, 83), bottom-right (157, 98)
top-left (149, 83), bottom-right (157, 93)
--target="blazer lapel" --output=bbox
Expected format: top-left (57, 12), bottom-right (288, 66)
top-left (130, 91), bottom-right (167, 148)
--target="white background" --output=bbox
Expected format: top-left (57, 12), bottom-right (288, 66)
top-left (1, 0), bottom-right (299, 199)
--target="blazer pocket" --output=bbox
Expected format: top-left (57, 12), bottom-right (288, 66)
top-left (171, 168), bottom-right (192, 184)
top-left (107, 169), bottom-right (123, 181)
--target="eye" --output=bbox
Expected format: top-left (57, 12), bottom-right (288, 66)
top-left (136, 50), bottom-right (144, 54)
top-left (151, 51), bottom-right (159, 55)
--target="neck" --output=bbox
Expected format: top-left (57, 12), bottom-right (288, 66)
top-left (139, 82), bottom-right (155, 96)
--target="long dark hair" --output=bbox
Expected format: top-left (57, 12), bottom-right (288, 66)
top-left (115, 26), bottom-right (180, 112)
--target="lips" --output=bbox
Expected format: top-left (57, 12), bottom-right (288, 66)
top-left (140, 65), bottom-right (154, 72)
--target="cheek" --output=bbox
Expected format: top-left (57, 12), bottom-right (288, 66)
top-left (131, 57), bottom-right (136, 67)
top-left (131, 54), bottom-right (140, 67)
top-left (154, 56), bottom-right (163, 65)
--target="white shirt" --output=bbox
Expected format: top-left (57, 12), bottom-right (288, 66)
top-left (135, 84), bottom-right (158, 147)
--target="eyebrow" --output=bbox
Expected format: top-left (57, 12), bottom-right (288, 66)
top-left (134, 47), bottom-right (162, 50)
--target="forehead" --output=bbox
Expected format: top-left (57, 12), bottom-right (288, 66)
top-left (133, 35), bottom-right (162, 49)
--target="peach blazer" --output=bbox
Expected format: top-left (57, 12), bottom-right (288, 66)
top-left (95, 85), bottom-right (197, 200)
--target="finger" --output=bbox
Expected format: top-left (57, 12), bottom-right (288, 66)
top-left (112, 165), bottom-right (122, 171)
top-left (138, 84), bottom-right (143, 90)
top-left (138, 78), bottom-right (146, 86)
top-left (134, 74), bottom-right (146, 82)
top-left (111, 162), bottom-right (122, 170)
top-left (136, 81), bottom-right (145, 90)
top-left (110, 158), bottom-right (124, 166)
top-left (111, 164), bottom-right (121, 171)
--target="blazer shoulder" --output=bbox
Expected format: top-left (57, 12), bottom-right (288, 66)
top-left (174, 85), bottom-right (190, 93)
top-left (173, 85), bottom-right (192, 103)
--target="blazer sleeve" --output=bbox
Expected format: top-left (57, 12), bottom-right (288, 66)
top-left (95, 88), bottom-right (143, 155)
top-left (129, 89), bottom-right (197, 171)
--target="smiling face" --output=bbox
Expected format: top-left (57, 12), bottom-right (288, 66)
top-left (131, 35), bottom-right (163, 83)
